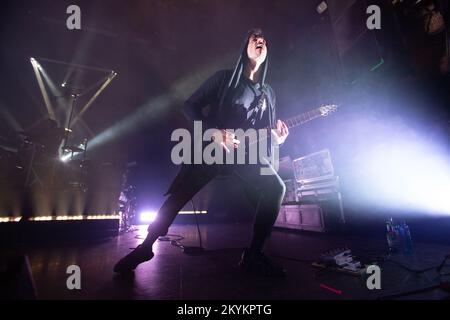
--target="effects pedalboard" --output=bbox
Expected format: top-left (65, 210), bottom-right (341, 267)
top-left (313, 247), bottom-right (366, 276)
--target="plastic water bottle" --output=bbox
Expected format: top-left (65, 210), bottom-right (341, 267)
top-left (386, 218), bottom-right (401, 253)
top-left (401, 221), bottom-right (413, 254)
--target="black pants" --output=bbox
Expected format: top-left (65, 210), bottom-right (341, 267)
top-left (147, 161), bottom-right (286, 252)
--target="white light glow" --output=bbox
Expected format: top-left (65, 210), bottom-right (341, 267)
top-left (355, 137), bottom-right (450, 215)
top-left (0, 217), bottom-right (22, 223)
top-left (140, 211), bottom-right (157, 223)
top-left (27, 215), bottom-right (120, 221)
top-left (60, 154), bottom-right (71, 162)
top-left (178, 210), bottom-right (207, 215)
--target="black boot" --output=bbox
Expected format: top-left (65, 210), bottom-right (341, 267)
top-left (238, 249), bottom-right (286, 277)
top-left (113, 245), bottom-right (154, 274)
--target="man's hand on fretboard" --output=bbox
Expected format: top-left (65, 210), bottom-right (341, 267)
top-left (271, 119), bottom-right (289, 146)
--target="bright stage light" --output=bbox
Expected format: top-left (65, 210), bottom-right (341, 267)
top-left (140, 211), bottom-right (157, 223)
top-left (30, 58), bottom-right (41, 69)
top-left (353, 135), bottom-right (450, 215)
top-left (316, 1), bottom-right (328, 14)
top-left (60, 153), bottom-right (71, 162)
top-left (0, 217), bottom-right (22, 223)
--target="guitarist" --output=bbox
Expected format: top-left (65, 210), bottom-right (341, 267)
top-left (114, 28), bottom-right (289, 276)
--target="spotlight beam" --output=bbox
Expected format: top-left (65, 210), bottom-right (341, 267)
top-left (78, 74), bottom-right (111, 98)
top-left (87, 58), bottom-right (230, 150)
top-left (73, 72), bottom-right (117, 124)
top-left (79, 74), bottom-right (116, 115)
top-left (72, 72), bottom-right (116, 126)
top-left (32, 57), bottom-right (116, 147)
top-left (37, 57), bottom-right (114, 74)
top-left (63, 34), bottom-right (96, 86)
top-left (30, 58), bottom-right (56, 120)
top-left (38, 65), bottom-right (61, 98)
top-left (37, 66), bottom-right (67, 126)
top-left (88, 93), bottom-right (175, 150)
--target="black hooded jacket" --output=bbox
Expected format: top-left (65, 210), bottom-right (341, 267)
top-left (165, 30), bottom-right (278, 195)
top-left (183, 32), bottom-right (276, 132)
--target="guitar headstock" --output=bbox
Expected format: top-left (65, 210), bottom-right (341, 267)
top-left (319, 104), bottom-right (338, 117)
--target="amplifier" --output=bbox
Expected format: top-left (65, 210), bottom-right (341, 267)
top-left (293, 149), bottom-right (345, 224)
top-left (282, 179), bottom-right (298, 204)
top-left (275, 204), bottom-right (325, 232)
top-left (293, 149), bottom-right (334, 184)
top-left (276, 150), bottom-right (345, 232)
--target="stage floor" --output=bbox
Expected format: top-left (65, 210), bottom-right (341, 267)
top-left (3, 223), bottom-right (450, 300)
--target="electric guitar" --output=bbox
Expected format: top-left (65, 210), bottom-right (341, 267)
top-left (230, 104), bottom-right (338, 148)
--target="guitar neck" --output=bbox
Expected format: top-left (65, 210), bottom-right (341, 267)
top-left (264, 107), bottom-right (323, 131)
top-left (241, 105), bottom-right (332, 147)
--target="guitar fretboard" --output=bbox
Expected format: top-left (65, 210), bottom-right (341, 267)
top-left (264, 107), bottom-right (323, 131)
top-left (236, 105), bottom-right (335, 147)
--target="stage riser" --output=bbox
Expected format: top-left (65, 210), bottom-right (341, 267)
top-left (0, 220), bottom-right (119, 244)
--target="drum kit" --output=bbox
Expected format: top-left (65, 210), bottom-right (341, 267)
top-left (0, 125), bottom-right (88, 189)
top-left (1, 125), bottom-right (137, 228)
top-left (117, 163), bottom-right (139, 232)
